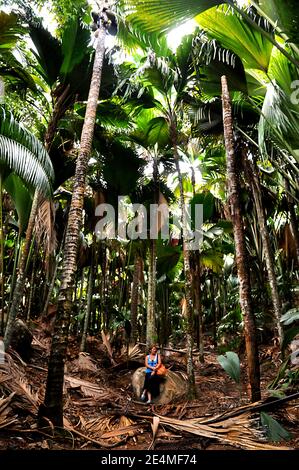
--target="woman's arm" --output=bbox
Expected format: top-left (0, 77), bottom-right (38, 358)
top-left (154, 354), bottom-right (161, 370)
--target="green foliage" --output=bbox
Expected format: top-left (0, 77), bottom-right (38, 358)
top-left (146, 117), bottom-right (170, 148)
top-left (190, 191), bottom-right (215, 223)
top-left (280, 308), bottom-right (299, 326)
top-left (0, 106), bottom-right (54, 196)
top-left (4, 173), bottom-right (32, 232)
top-left (217, 351), bottom-right (240, 384)
top-left (260, 412), bottom-right (292, 442)
top-left (60, 17), bottom-right (91, 76)
top-left (119, 0), bottom-right (224, 34)
top-left (259, 0), bottom-right (299, 46)
top-left (196, 6), bottom-right (273, 72)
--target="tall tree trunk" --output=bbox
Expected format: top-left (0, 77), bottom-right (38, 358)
top-left (246, 159), bottom-right (283, 346)
top-left (0, 175), bottom-right (4, 335)
top-left (192, 251), bottom-right (204, 363)
top-left (170, 122), bottom-right (196, 398)
top-left (39, 25), bottom-right (107, 427)
top-left (146, 239), bottom-right (157, 346)
top-left (4, 192), bottom-right (39, 348)
top-left (131, 253), bottom-right (142, 345)
top-left (80, 237), bottom-right (95, 352)
top-left (26, 247), bottom-right (37, 323)
top-left (146, 156), bottom-right (159, 346)
top-left (221, 75), bottom-right (261, 402)
top-left (285, 179), bottom-right (299, 266)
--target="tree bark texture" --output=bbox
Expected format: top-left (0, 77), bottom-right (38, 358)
top-left (221, 75), bottom-right (261, 402)
top-left (40, 26), bottom-right (107, 427)
top-left (4, 191), bottom-right (39, 348)
top-left (171, 121), bottom-right (196, 398)
top-left (131, 253), bottom-right (142, 344)
top-left (246, 159), bottom-right (283, 346)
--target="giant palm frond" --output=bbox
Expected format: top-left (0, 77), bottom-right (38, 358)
top-left (118, 0), bottom-right (224, 34)
top-left (0, 107), bottom-right (54, 196)
top-left (259, 0), bottom-right (299, 48)
top-left (0, 11), bottom-right (24, 51)
top-left (195, 5), bottom-right (273, 73)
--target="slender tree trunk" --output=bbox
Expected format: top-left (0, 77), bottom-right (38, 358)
top-left (39, 25), bottom-right (107, 427)
top-left (42, 257), bottom-right (59, 318)
top-left (0, 175), bottom-right (4, 335)
top-left (80, 237), bottom-right (95, 352)
top-left (146, 156), bottom-right (159, 346)
top-left (171, 122), bottom-right (196, 398)
top-left (192, 251), bottom-right (204, 362)
top-left (131, 253), bottom-right (142, 345)
top-left (210, 276), bottom-right (217, 346)
top-left (246, 159), bottom-right (283, 346)
top-left (27, 247), bottom-right (37, 323)
top-left (146, 239), bottom-right (157, 346)
top-left (221, 75), bottom-right (261, 402)
top-left (4, 192), bottom-right (40, 348)
top-left (285, 179), bottom-right (299, 266)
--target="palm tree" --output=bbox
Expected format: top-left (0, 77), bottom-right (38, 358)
top-left (39, 9), bottom-right (109, 427)
top-left (221, 75), bottom-right (261, 401)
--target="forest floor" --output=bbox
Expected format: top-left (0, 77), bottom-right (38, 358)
top-left (1, 325), bottom-right (299, 451)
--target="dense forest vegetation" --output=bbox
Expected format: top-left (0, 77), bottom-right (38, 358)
top-left (0, 0), bottom-right (298, 452)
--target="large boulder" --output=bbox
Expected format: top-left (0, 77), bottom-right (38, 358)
top-left (132, 367), bottom-right (188, 404)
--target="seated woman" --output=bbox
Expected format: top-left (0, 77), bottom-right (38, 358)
top-left (141, 345), bottom-right (164, 404)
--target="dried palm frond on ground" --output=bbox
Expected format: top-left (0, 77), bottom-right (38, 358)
top-left (77, 353), bottom-right (98, 372)
top-left (149, 413), bottom-right (292, 450)
top-left (0, 353), bottom-right (41, 414)
top-left (0, 393), bottom-right (18, 430)
top-left (62, 414), bottom-right (140, 448)
top-left (64, 375), bottom-right (119, 403)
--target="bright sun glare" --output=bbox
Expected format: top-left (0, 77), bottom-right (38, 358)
top-left (167, 20), bottom-right (197, 51)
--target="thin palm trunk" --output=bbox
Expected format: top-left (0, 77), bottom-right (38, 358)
top-left (0, 175), bottom-right (4, 335)
top-left (80, 237), bottom-right (95, 352)
top-left (131, 253), bottom-right (142, 344)
top-left (246, 159), bottom-right (283, 346)
top-left (191, 251), bottom-right (204, 362)
top-left (146, 157), bottom-right (159, 346)
top-left (146, 239), bottom-right (157, 346)
top-left (285, 179), bottom-right (299, 266)
top-left (221, 75), bottom-right (261, 402)
top-left (171, 122), bottom-right (196, 398)
top-left (39, 25), bottom-right (107, 427)
top-left (26, 247), bottom-right (37, 323)
top-left (4, 191), bottom-right (40, 348)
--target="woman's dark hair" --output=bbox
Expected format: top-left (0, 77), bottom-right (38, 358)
top-left (148, 344), bottom-right (158, 353)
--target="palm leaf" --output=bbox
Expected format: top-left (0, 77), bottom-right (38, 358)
top-left (260, 412), bottom-right (291, 442)
top-left (60, 17), bottom-right (91, 77)
top-left (118, 0), bottom-right (224, 34)
top-left (217, 351), bottom-right (240, 384)
top-left (280, 308), bottom-right (299, 326)
top-left (146, 116), bottom-right (170, 148)
top-left (0, 107), bottom-right (54, 181)
top-left (0, 135), bottom-right (51, 196)
top-left (3, 173), bottom-right (32, 233)
top-left (259, 0), bottom-right (299, 47)
top-left (0, 11), bottom-right (24, 51)
top-left (0, 107), bottom-right (54, 195)
top-left (195, 5), bottom-right (273, 72)
top-left (28, 22), bottom-right (63, 87)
